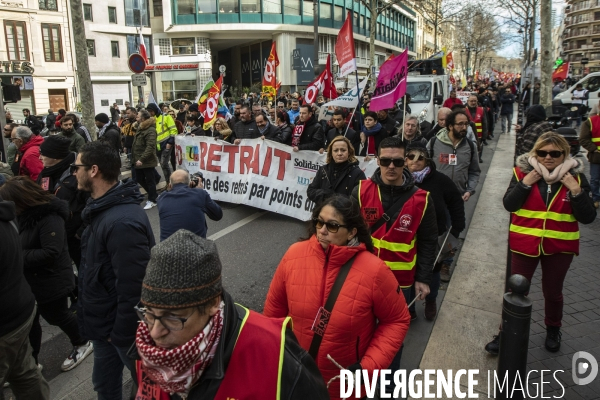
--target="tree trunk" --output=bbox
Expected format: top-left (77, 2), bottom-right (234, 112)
top-left (539, 0), bottom-right (552, 107)
top-left (433, 0), bottom-right (439, 53)
top-left (369, 0), bottom-right (377, 71)
top-left (70, 0), bottom-right (96, 134)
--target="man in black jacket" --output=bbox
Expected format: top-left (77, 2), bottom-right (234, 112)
top-left (45, 109), bottom-right (57, 133)
top-left (131, 230), bottom-right (329, 399)
top-left (0, 198), bottom-right (50, 399)
top-left (22, 108), bottom-right (42, 135)
top-left (94, 113), bottom-right (122, 152)
top-left (291, 105), bottom-right (324, 152)
top-left (255, 113), bottom-right (280, 140)
top-left (74, 141), bottom-right (155, 399)
top-left (377, 109), bottom-right (398, 137)
top-left (232, 105), bottom-right (259, 143)
top-left (325, 109), bottom-right (360, 151)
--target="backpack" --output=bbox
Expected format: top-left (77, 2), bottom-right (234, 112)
top-left (429, 135), bottom-right (476, 161)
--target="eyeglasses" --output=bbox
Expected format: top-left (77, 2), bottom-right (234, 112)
top-left (406, 154), bottom-right (425, 161)
top-left (9, 137), bottom-right (20, 142)
top-left (379, 158), bottom-right (405, 168)
top-left (313, 218), bottom-right (348, 233)
top-left (70, 163), bottom-right (90, 174)
top-left (453, 122), bottom-right (469, 127)
top-left (536, 150), bottom-right (564, 158)
top-left (134, 305), bottom-right (194, 331)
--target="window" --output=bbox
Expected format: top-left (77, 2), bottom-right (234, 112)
top-left (86, 39), bottom-right (95, 56)
top-left (220, 0), bottom-right (239, 12)
top-left (241, 0), bottom-right (260, 13)
top-left (4, 21), bottom-right (29, 61)
top-left (177, 0), bottom-right (194, 14)
top-left (303, 0), bottom-right (312, 16)
top-left (153, 0), bottom-right (162, 16)
top-left (161, 79), bottom-right (198, 102)
top-left (83, 3), bottom-right (93, 21)
top-left (264, 0), bottom-right (281, 13)
top-left (158, 38), bottom-right (171, 55)
top-left (111, 41), bottom-right (120, 57)
top-left (334, 5), bottom-right (343, 21)
top-left (320, 3), bottom-right (331, 19)
top-left (39, 0), bottom-right (58, 11)
top-left (108, 6), bottom-right (117, 23)
top-left (41, 23), bottom-right (63, 62)
top-left (171, 37), bottom-right (195, 55)
top-left (125, 0), bottom-right (149, 26)
top-left (284, 0), bottom-right (300, 15)
top-left (198, 0), bottom-right (216, 13)
top-left (127, 34), bottom-right (152, 59)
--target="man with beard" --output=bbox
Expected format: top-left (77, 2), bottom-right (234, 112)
top-left (73, 141), bottom-right (154, 399)
top-left (22, 108), bottom-right (42, 135)
top-left (255, 113), bottom-right (280, 140)
top-left (325, 110), bottom-right (360, 151)
top-left (427, 110), bottom-right (480, 202)
top-left (57, 115), bottom-right (86, 153)
top-left (289, 105), bottom-right (324, 152)
top-left (232, 105), bottom-right (259, 143)
top-left (377, 109), bottom-right (399, 137)
top-left (66, 113), bottom-right (93, 143)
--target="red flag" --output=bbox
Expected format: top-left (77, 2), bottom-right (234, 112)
top-left (201, 76), bottom-right (222, 130)
top-left (304, 55), bottom-right (338, 104)
top-left (335, 11), bottom-right (357, 77)
top-left (446, 52), bottom-right (454, 71)
top-left (262, 42), bottom-right (279, 100)
top-left (138, 31), bottom-right (148, 64)
top-left (552, 62), bottom-right (569, 82)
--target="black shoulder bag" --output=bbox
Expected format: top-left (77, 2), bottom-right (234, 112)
top-left (308, 255), bottom-right (356, 359)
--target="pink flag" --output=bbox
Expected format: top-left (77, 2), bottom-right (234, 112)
top-left (369, 49), bottom-right (408, 111)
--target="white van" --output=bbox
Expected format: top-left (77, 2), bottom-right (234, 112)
top-left (552, 72), bottom-right (600, 114)
top-left (405, 73), bottom-right (449, 131)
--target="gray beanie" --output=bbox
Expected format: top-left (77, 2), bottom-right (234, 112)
top-left (141, 230), bottom-right (223, 309)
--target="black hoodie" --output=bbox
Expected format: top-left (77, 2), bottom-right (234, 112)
top-left (78, 179), bottom-right (155, 347)
top-left (295, 114), bottom-right (325, 151)
top-left (352, 168), bottom-right (438, 284)
top-left (0, 198), bottom-right (36, 337)
top-left (36, 152), bottom-right (76, 192)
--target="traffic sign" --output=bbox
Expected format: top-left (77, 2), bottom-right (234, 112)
top-left (128, 54), bottom-right (147, 74)
top-left (581, 58), bottom-right (589, 65)
top-left (131, 74), bottom-right (147, 86)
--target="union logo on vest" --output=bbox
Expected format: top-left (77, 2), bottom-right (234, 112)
top-left (395, 214), bottom-right (413, 233)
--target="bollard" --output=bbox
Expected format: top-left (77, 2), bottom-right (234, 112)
top-left (496, 274), bottom-right (532, 400)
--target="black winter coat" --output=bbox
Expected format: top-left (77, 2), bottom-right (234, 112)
top-left (295, 115), bottom-right (324, 151)
top-left (36, 152), bottom-right (76, 193)
top-left (358, 125), bottom-right (387, 156)
top-left (307, 160), bottom-right (366, 205)
top-left (325, 127), bottom-right (361, 153)
top-left (0, 199), bottom-right (36, 337)
top-left (274, 123), bottom-right (293, 145)
top-left (99, 123), bottom-right (122, 151)
top-left (232, 119), bottom-right (260, 140)
top-left (78, 180), bottom-right (155, 347)
top-left (18, 198), bottom-right (75, 305)
top-left (413, 163), bottom-right (465, 238)
top-left (130, 291), bottom-right (330, 400)
top-left (352, 169), bottom-right (438, 284)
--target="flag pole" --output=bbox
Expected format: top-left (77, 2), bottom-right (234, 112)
top-left (343, 73), bottom-right (370, 137)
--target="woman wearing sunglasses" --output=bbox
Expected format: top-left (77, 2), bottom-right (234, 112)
top-left (264, 195), bottom-right (410, 399)
top-left (307, 136), bottom-right (366, 205)
top-left (212, 117), bottom-right (233, 143)
top-left (405, 143), bottom-right (465, 321)
top-left (486, 132), bottom-right (596, 355)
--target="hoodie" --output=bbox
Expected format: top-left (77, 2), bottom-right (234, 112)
top-left (15, 134), bottom-right (44, 181)
top-left (427, 128), bottom-right (480, 195)
top-left (352, 168), bottom-right (438, 285)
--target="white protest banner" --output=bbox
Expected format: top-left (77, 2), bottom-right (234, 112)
top-left (175, 136), bottom-right (378, 221)
top-left (321, 78), bottom-right (368, 109)
top-left (456, 91), bottom-right (477, 104)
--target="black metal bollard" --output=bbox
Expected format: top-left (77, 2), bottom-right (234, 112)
top-left (496, 274), bottom-right (532, 400)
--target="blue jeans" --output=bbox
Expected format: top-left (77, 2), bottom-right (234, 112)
top-left (590, 163), bottom-right (600, 202)
top-left (91, 339), bottom-right (135, 400)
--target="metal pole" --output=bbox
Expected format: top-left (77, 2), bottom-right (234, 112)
top-left (313, 0), bottom-right (319, 77)
top-left (0, 86), bottom-right (7, 163)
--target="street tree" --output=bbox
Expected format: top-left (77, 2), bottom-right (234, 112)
top-left (69, 0), bottom-right (96, 132)
top-left (410, 0), bottom-right (470, 53)
top-left (494, 0), bottom-right (540, 60)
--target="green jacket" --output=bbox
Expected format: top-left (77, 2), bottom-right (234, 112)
top-left (57, 130), bottom-right (86, 153)
top-left (132, 117), bottom-right (158, 169)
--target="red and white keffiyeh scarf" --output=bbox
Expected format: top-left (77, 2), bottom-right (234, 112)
top-left (135, 301), bottom-right (224, 396)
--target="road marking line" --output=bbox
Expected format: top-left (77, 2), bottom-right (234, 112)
top-left (208, 211), bottom-right (268, 241)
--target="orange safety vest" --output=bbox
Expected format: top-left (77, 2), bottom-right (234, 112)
top-left (509, 167), bottom-right (580, 257)
top-left (588, 114), bottom-right (600, 151)
top-left (358, 179), bottom-right (429, 288)
top-left (465, 107), bottom-right (484, 138)
top-left (135, 306), bottom-right (291, 400)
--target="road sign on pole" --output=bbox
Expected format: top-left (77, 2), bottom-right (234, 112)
top-left (128, 54), bottom-right (146, 74)
top-left (131, 74), bottom-right (147, 86)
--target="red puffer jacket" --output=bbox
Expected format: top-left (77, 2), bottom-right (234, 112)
top-left (264, 236), bottom-right (410, 399)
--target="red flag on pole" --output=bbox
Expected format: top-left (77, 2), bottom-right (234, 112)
top-left (304, 54), bottom-right (338, 104)
top-left (335, 11), bottom-right (357, 77)
top-left (262, 42), bottom-right (279, 100)
top-left (201, 76), bottom-right (223, 130)
top-left (552, 62), bottom-right (569, 82)
top-left (138, 31), bottom-right (148, 64)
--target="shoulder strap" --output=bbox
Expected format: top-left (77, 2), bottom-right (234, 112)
top-left (429, 136), bottom-right (437, 159)
top-left (308, 255), bottom-right (356, 359)
top-left (466, 137), bottom-right (476, 156)
top-left (9, 219), bottom-right (18, 233)
top-left (369, 186), bottom-right (418, 234)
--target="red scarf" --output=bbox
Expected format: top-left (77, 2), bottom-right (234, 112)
top-left (292, 123), bottom-right (305, 147)
top-left (135, 303), bottom-right (224, 396)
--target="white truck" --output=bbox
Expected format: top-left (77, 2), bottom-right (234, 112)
top-left (552, 72), bottom-right (600, 114)
top-left (404, 59), bottom-right (449, 132)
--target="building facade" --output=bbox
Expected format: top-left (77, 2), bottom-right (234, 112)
top-left (0, 0), bottom-right (76, 117)
top-left (562, 0), bottom-right (600, 75)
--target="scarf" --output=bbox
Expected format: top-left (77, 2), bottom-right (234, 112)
top-left (98, 121), bottom-right (113, 139)
top-left (292, 123), bottom-right (305, 147)
top-left (258, 122), bottom-right (269, 135)
top-left (136, 301), bottom-right (225, 397)
top-left (362, 123), bottom-right (382, 156)
top-left (412, 166), bottom-right (431, 183)
top-left (528, 157), bottom-right (578, 185)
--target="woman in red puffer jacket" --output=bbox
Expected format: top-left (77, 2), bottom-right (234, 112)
top-left (264, 195), bottom-right (410, 399)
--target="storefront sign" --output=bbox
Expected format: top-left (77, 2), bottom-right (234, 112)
top-left (0, 61), bottom-right (34, 74)
top-left (144, 63), bottom-right (199, 71)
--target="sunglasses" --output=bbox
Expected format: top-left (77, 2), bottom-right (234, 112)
top-left (379, 158), bottom-right (405, 167)
top-left (406, 154), bottom-right (425, 161)
top-left (313, 218), bottom-right (347, 233)
top-left (536, 150), bottom-right (564, 158)
top-left (70, 163), bottom-right (90, 174)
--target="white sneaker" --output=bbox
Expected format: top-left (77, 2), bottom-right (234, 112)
top-left (61, 341), bottom-right (93, 372)
top-left (143, 201), bottom-right (156, 210)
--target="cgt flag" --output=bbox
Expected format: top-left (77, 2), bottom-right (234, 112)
top-left (198, 76), bottom-right (223, 130)
top-left (446, 51), bottom-right (454, 72)
top-left (335, 11), bottom-right (357, 77)
top-left (369, 49), bottom-right (408, 111)
top-left (304, 54), bottom-right (337, 104)
top-left (262, 42), bottom-right (279, 100)
top-left (552, 62), bottom-right (570, 81)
